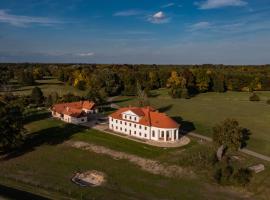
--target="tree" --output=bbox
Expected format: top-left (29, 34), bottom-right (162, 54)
top-left (233, 168), bottom-right (252, 186)
top-left (33, 67), bottom-right (43, 80)
top-left (17, 69), bottom-right (35, 85)
top-left (212, 119), bottom-right (251, 152)
top-left (212, 72), bottom-right (225, 92)
top-left (194, 69), bottom-right (211, 92)
top-left (31, 87), bottom-right (44, 106)
top-left (148, 71), bottom-right (160, 89)
top-left (167, 71), bottom-right (189, 98)
top-left (86, 88), bottom-right (107, 105)
top-left (45, 94), bottom-right (53, 107)
top-left (137, 82), bottom-right (150, 107)
top-left (0, 101), bottom-right (25, 151)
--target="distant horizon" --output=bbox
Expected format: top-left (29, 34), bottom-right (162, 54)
top-left (1, 62), bottom-right (269, 66)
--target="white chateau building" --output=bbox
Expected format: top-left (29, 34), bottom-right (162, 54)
top-left (51, 101), bottom-right (98, 124)
top-left (109, 106), bottom-right (180, 142)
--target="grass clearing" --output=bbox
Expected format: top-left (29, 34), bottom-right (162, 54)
top-left (115, 89), bottom-right (270, 156)
top-left (3, 78), bottom-right (87, 96)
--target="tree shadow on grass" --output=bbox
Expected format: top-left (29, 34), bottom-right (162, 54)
top-left (111, 97), bottom-right (135, 104)
top-left (2, 123), bottom-right (87, 160)
top-left (172, 116), bottom-right (195, 135)
top-left (23, 112), bottom-right (51, 124)
top-left (157, 104), bottom-right (173, 113)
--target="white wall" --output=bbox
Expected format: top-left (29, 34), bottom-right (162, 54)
top-left (52, 111), bottom-right (87, 124)
top-left (109, 117), bottom-right (179, 142)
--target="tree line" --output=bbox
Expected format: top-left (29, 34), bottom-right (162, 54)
top-left (1, 63), bottom-right (270, 100)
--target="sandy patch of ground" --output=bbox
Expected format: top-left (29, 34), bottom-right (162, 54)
top-left (65, 141), bottom-right (194, 178)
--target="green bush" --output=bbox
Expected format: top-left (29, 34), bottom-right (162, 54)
top-left (233, 168), bottom-right (252, 186)
top-left (249, 93), bottom-right (260, 101)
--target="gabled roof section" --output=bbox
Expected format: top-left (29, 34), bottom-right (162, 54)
top-left (109, 106), bottom-right (179, 129)
top-left (52, 100), bottom-right (95, 118)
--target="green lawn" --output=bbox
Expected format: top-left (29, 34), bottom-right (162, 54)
top-left (3, 77), bottom-right (86, 96)
top-left (0, 116), bottom-right (251, 199)
top-left (1, 113), bottom-right (269, 199)
top-left (115, 89), bottom-right (270, 156)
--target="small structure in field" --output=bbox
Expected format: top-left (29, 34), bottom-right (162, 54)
top-left (71, 170), bottom-right (106, 187)
top-left (248, 164), bottom-right (265, 174)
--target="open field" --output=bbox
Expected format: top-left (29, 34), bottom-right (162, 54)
top-left (2, 77), bottom-right (87, 96)
top-left (115, 89), bottom-right (270, 157)
top-left (1, 112), bottom-right (269, 199)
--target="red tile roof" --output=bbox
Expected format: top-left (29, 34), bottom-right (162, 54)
top-left (109, 106), bottom-right (179, 129)
top-left (52, 101), bottom-right (95, 118)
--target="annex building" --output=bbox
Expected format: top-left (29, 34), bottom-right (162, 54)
top-left (51, 100), bottom-right (98, 124)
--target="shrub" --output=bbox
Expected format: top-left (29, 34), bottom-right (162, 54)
top-left (249, 93), bottom-right (260, 101)
top-left (233, 168), bottom-right (252, 186)
top-left (214, 168), bottom-right (222, 183)
top-left (267, 99), bottom-right (270, 105)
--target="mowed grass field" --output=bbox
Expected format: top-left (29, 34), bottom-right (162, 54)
top-left (1, 114), bottom-right (269, 199)
top-left (115, 89), bottom-right (270, 156)
top-left (3, 77), bottom-right (87, 96)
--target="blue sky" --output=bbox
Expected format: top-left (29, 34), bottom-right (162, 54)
top-left (0, 0), bottom-right (270, 64)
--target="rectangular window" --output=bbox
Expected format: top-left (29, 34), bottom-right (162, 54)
top-left (139, 132), bottom-right (141, 136)
top-left (145, 127), bottom-right (147, 130)
top-left (152, 131), bottom-right (155, 137)
top-left (134, 124), bottom-right (136, 128)
top-left (125, 122), bottom-right (127, 125)
top-left (129, 116), bottom-right (131, 120)
top-left (134, 131), bottom-right (136, 135)
top-left (139, 125), bottom-right (141, 129)
top-left (144, 134), bottom-right (147, 137)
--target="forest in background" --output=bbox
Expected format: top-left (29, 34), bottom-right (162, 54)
top-left (1, 63), bottom-right (270, 101)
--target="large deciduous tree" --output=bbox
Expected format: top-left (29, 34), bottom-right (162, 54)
top-left (0, 101), bottom-right (25, 151)
top-left (213, 119), bottom-right (251, 151)
top-left (31, 87), bottom-right (44, 106)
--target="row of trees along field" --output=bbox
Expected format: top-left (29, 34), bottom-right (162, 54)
top-left (1, 63), bottom-right (270, 99)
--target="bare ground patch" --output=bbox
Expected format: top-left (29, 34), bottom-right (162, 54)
top-left (64, 141), bottom-right (195, 178)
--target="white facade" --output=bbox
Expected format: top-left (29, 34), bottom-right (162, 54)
top-left (52, 111), bottom-right (87, 124)
top-left (109, 110), bottom-right (179, 142)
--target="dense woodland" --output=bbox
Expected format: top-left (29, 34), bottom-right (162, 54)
top-left (1, 63), bottom-right (270, 101)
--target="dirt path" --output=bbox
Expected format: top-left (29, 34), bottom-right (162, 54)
top-left (65, 140), bottom-right (194, 178)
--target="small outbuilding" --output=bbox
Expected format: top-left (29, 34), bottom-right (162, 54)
top-left (51, 100), bottom-right (98, 124)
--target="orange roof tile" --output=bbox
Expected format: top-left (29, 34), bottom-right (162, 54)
top-left (52, 100), bottom-right (95, 118)
top-left (109, 106), bottom-right (179, 129)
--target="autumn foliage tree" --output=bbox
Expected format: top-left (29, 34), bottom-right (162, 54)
top-left (213, 119), bottom-right (251, 152)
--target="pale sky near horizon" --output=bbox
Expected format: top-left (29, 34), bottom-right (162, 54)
top-left (0, 0), bottom-right (270, 64)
